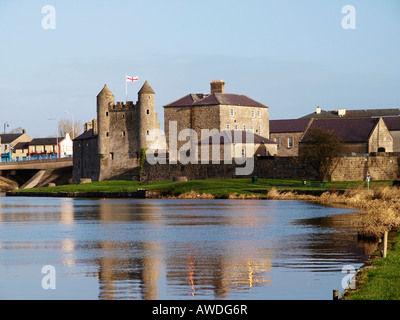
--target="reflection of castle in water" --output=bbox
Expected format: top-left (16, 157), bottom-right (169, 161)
top-left (93, 201), bottom-right (272, 299)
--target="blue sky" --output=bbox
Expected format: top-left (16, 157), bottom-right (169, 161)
top-left (0, 0), bottom-right (399, 137)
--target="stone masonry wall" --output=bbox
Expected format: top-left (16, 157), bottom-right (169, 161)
top-left (143, 154), bottom-right (400, 182)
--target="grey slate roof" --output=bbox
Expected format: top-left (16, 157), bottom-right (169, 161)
top-left (301, 118), bottom-right (379, 143)
top-left (270, 119), bottom-right (311, 133)
top-left (0, 133), bottom-right (24, 144)
top-left (164, 93), bottom-right (268, 108)
top-left (28, 137), bottom-right (64, 146)
top-left (301, 108), bottom-right (400, 119)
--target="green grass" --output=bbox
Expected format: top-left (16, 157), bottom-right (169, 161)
top-left (14, 178), bottom-right (394, 197)
top-left (344, 230), bottom-right (400, 300)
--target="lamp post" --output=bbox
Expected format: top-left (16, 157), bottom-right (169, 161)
top-left (48, 118), bottom-right (59, 158)
top-left (64, 110), bottom-right (74, 139)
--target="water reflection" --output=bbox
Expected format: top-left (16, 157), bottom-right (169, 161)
top-left (0, 197), bottom-right (375, 300)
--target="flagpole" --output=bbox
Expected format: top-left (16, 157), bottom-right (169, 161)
top-left (125, 74), bottom-right (127, 103)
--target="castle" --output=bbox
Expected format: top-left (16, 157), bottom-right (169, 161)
top-left (73, 81), bottom-right (163, 183)
top-left (73, 80), bottom-right (274, 183)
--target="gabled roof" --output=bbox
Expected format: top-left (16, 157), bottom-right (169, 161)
top-left (382, 116), bottom-right (400, 131)
top-left (199, 130), bottom-right (276, 145)
top-left (301, 108), bottom-right (400, 119)
top-left (13, 141), bottom-right (30, 150)
top-left (301, 118), bottom-right (380, 143)
top-left (0, 133), bottom-right (24, 144)
top-left (74, 129), bottom-right (96, 141)
top-left (28, 137), bottom-right (65, 146)
top-left (270, 119), bottom-right (311, 133)
top-left (164, 93), bottom-right (268, 108)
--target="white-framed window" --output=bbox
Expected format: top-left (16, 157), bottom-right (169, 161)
top-left (258, 110), bottom-right (261, 118)
top-left (226, 124), bottom-right (231, 130)
top-left (275, 137), bottom-right (280, 149)
top-left (288, 137), bottom-right (293, 148)
top-left (243, 124), bottom-right (246, 131)
top-left (230, 108), bottom-right (235, 116)
top-left (235, 124), bottom-right (239, 130)
top-left (241, 148), bottom-right (246, 157)
top-left (258, 125), bottom-right (262, 135)
top-left (251, 110), bottom-right (255, 118)
top-left (251, 125), bottom-right (254, 133)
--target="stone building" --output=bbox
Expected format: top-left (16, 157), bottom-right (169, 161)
top-left (269, 119), bottom-right (311, 156)
top-left (163, 80), bottom-right (271, 159)
top-left (301, 106), bottom-right (400, 152)
top-left (0, 131), bottom-right (32, 161)
top-left (299, 118), bottom-right (393, 155)
top-left (73, 81), bottom-right (164, 183)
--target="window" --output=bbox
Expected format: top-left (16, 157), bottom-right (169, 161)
top-left (110, 152), bottom-right (114, 160)
top-left (146, 109), bottom-right (150, 114)
top-left (251, 125), bottom-right (254, 133)
top-left (241, 148), bottom-right (246, 157)
top-left (122, 131), bottom-right (126, 137)
top-left (235, 124), bottom-right (239, 130)
top-left (258, 110), bottom-right (261, 118)
top-left (258, 125), bottom-right (262, 135)
top-left (106, 132), bottom-right (109, 137)
top-left (230, 108), bottom-right (234, 116)
top-left (252, 110), bottom-right (255, 118)
top-left (146, 130), bottom-right (150, 136)
top-left (226, 124), bottom-right (231, 130)
top-left (288, 137), bottom-right (293, 148)
top-left (106, 112), bottom-right (109, 117)
top-left (275, 137), bottom-right (280, 149)
top-left (243, 124), bottom-right (246, 131)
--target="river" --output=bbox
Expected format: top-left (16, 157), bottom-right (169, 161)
top-left (0, 195), bottom-right (375, 300)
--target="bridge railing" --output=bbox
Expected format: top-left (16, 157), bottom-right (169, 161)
top-left (0, 154), bottom-right (72, 162)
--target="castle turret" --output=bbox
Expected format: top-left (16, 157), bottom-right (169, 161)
top-left (138, 81), bottom-right (156, 150)
top-left (97, 84), bottom-right (115, 156)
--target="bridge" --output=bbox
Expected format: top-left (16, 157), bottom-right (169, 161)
top-left (0, 158), bottom-right (73, 190)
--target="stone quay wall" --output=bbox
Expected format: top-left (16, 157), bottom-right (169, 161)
top-left (142, 154), bottom-right (400, 182)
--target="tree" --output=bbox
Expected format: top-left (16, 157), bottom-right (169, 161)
top-left (299, 127), bottom-right (344, 182)
top-left (58, 118), bottom-right (82, 139)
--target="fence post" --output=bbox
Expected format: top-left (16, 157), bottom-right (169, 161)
top-left (383, 231), bottom-right (388, 258)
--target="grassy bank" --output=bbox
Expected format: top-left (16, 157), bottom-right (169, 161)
top-left (342, 229), bottom-right (400, 300)
top-left (12, 178), bottom-right (392, 197)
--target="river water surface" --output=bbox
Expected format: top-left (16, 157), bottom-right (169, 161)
top-left (0, 196), bottom-right (375, 300)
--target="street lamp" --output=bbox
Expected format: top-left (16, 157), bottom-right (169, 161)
top-left (48, 118), bottom-right (59, 158)
top-left (64, 110), bottom-right (74, 139)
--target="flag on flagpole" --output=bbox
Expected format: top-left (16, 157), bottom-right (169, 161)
top-left (125, 74), bottom-right (139, 102)
top-left (126, 75), bottom-right (139, 82)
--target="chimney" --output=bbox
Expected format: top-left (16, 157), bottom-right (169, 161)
top-left (316, 106), bottom-right (321, 114)
top-left (210, 80), bottom-right (225, 94)
top-left (22, 129), bottom-right (26, 134)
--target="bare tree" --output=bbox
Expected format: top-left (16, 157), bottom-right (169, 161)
top-left (58, 118), bottom-right (82, 139)
top-left (9, 127), bottom-right (25, 134)
top-left (299, 127), bottom-right (344, 182)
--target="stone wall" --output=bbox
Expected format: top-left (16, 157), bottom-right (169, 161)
top-left (142, 154), bottom-right (400, 182)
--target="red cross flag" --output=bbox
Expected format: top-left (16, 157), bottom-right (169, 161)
top-left (126, 75), bottom-right (139, 82)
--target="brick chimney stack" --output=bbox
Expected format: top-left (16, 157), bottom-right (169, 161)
top-left (210, 79), bottom-right (225, 94)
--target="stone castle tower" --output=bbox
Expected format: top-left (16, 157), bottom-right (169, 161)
top-left (73, 81), bottom-right (162, 182)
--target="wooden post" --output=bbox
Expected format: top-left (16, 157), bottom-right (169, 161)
top-left (333, 290), bottom-right (339, 300)
top-left (383, 231), bottom-right (388, 258)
